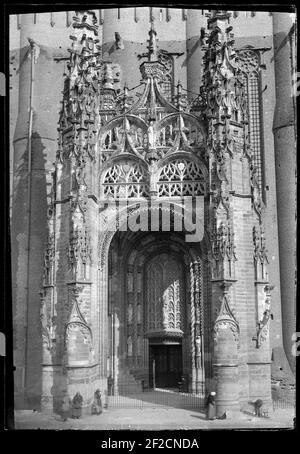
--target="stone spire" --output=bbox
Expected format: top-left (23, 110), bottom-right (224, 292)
top-left (136, 23), bottom-right (177, 121)
top-left (202, 9), bottom-right (248, 203)
top-left (147, 20), bottom-right (158, 61)
top-left (59, 10), bottom-right (102, 143)
top-left (139, 22), bottom-right (165, 83)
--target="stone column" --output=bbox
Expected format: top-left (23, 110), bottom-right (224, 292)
top-left (194, 259), bottom-right (205, 395)
top-left (213, 282), bottom-right (240, 418)
top-left (214, 328), bottom-right (239, 417)
top-left (272, 12), bottom-right (296, 373)
top-left (11, 13), bottom-right (59, 409)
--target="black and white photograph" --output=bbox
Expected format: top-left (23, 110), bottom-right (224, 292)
top-left (2, 4), bottom-right (297, 433)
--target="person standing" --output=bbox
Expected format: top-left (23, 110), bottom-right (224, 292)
top-left (91, 389), bottom-right (103, 415)
top-left (254, 399), bottom-right (263, 417)
top-left (71, 392), bottom-right (83, 419)
top-left (206, 391), bottom-right (216, 420)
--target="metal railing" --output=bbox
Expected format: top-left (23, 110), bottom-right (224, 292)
top-left (107, 387), bottom-right (206, 409)
top-left (272, 398), bottom-right (295, 410)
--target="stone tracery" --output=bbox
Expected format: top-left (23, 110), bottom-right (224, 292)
top-left (146, 254), bottom-right (184, 334)
top-left (102, 160), bottom-right (149, 199)
top-left (157, 159), bottom-right (206, 197)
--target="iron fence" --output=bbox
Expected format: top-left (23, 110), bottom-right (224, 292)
top-left (272, 398), bottom-right (295, 410)
top-left (107, 387), bottom-right (206, 409)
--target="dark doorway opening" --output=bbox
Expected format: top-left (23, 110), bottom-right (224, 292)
top-left (149, 344), bottom-right (182, 388)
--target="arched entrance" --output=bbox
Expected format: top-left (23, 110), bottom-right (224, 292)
top-left (105, 224), bottom-right (210, 397)
top-left (94, 39), bottom-right (211, 402)
top-left (146, 252), bottom-right (185, 389)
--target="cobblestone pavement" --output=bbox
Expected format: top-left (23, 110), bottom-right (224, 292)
top-left (14, 407), bottom-right (295, 431)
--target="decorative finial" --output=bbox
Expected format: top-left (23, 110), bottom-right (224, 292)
top-left (147, 21), bottom-right (158, 61)
top-left (211, 10), bottom-right (230, 20)
top-left (207, 10), bottom-right (231, 34)
top-left (115, 32), bottom-right (124, 50)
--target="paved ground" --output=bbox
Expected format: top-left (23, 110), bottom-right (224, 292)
top-left (14, 406), bottom-right (295, 431)
top-left (11, 389), bottom-right (295, 431)
top-left (15, 396), bottom-right (295, 431)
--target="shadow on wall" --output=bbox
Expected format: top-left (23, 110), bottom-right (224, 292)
top-left (11, 132), bottom-right (48, 410)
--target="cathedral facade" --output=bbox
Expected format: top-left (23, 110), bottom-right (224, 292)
top-left (9, 8), bottom-right (296, 417)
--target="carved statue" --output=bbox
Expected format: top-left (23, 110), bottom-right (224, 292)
top-left (127, 336), bottom-right (133, 356)
top-left (137, 303), bottom-right (141, 324)
top-left (147, 120), bottom-right (156, 149)
top-left (149, 160), bottom-right (158, 193)
top-left (40, 295), bottom-right (50, 350)
top-left (128, 304), bottom-right (133, 324)
top-left (195, 336), bottom-right (202, 369)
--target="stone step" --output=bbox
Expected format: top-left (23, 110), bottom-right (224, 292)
top-left (116, 367), bottom-right (144, 391)
top-left (117, 376), bottom-right (142, 384)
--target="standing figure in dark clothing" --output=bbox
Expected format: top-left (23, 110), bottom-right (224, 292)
top-left (91, 389), bottom-right (103, 415)
top-left (254, 399), bottom-right (263, 417)
top-left (206, 391), bottom-right (216, 420)
top-left (72, 392), bottom-right (83, 419)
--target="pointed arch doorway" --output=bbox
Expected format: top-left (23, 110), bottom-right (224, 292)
top-left (146, 252), bottom-right (185, 390)
top-left (106, 228), bottom-right (209, 397)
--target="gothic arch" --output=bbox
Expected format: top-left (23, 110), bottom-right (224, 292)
top-left (107, 227), bottom-right (210, 391)
top-left (98, 114), bottom-right (149, 164)
top-left (156, 156), bottom-right (208, 197)
top-left (100, 158), bottom-right (149, 199)
top-left (98, 199), bottom-right (210, 271)
top-left (99, 114), bottom-right (148, 139)
top-left (157, 111), bottom-right (207, 141)
top-left (158, 151), bottom-right (208, 175)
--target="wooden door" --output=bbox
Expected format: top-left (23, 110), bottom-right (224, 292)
top-left (149, 345), bottom-right (182, 388)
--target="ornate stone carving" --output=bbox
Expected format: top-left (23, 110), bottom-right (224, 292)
top-left (127, 336), bottom-right (133, 357)
top-left (43, 233), bottom-right (55, 285)
top-left (68, 205), bottom-right (92, 280)
top-left (127, 303), bottom-right (133, 324)
top-left (211, 220), bottom-right (237, 277)
top-left (237, 48), bottom-right (260, 74)
top-left (57, 10), bottom-right (103, 168)
top-left (236, 46), bottom-right (270, 196)
top-left (253, 225), bottom-right (268, 279)
top-left (40, 168), bottom-right (57, 355)
top-left (195, 336), bottom-right (202, 369)
top-left (102, 160), bottom-right (149, 199)
top-left (157, 159), bottom-right (206, 197)
top-left (40, 290), bottom-right (51, 350)
top-left (213, 282), bottom-right (240, 348)
top-left (65, 290), bottom-right (93, 365)
top-left (253, 284), bottom-right (273, 348)
top-left (250, 163), bottom-right (265, 220)
top-left (202, 12), bottom-right (246, 161)
top-left (72, 10), bottom-right (98, 34)
top-left (146, 254), bottom-right (184, 335)
top-left (40, 288), bottom-right (56, 355)
top-left (98, 22), bottom-right (207, 197)
top-left (137, 303), bottom-right (142, 324)
top-left (190, 257), bottom-right (204, 371)
top-left (43, 170), bottom-right (56, 286)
